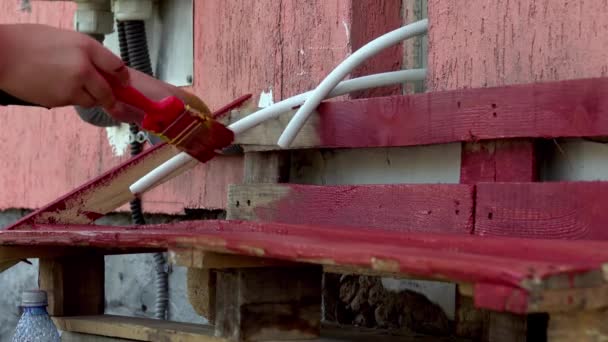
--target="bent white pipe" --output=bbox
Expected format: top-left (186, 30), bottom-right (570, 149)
top-left (277, 19), bottom-right (428, 148)
top-left (129, 68), bottom-right (427, 195)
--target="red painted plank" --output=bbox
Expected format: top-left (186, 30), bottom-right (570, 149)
top-left (6, 97), bottom-right (250, 230)
top-left (2, 220), bottom-right (608, 314)
top-left (460, 140), bottom-right (538, 184)
top-left (476, 182), bottom-right (608, 240)
top-left (314, 77), bottom-right (608, 148)
top-left (349, 0), bottom-right (403, 99)
top-left (231, 184), bottom-right (474, 234)
top-left (473, 283), bottom-right (529, 314)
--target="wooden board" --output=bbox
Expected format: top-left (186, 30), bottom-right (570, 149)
top-left (460, 140), bottom-right (538, 184)
top-left (228, 77), bottom-right (608, 149)
top-left (475, 181), bottom-right (608, 239)
top-left (40, 254), bottom-right (104, 316)
top-left (228, 183), bottom-right (474, 234)
top-left (54, 315), bottom-right (470, 342)
top-left (4, 96), bottom-right (249, 230)
top-left (2, 220), bottom-right (608, 313)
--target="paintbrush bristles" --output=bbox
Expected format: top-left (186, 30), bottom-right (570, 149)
top-left (153, 106), bottom-right (234, 163)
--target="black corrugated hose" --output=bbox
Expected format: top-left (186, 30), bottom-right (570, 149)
top-left (117, 19), bottom-right (169, 321)
top-left (74, 21), bottom-right (168, 320)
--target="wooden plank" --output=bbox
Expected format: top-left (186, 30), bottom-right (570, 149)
top-left (547, 308), bottom-right (608, 342)
top-left (54, 315), bottom-right (219, 342)
top-left (170, 249), bottom-right (295, 269)
top-left (349, 0), bottom-right (404, 99)
top-left (460, 140), bottom-right (538, 184)
top-left (475, 181), bottom-right (608, 239)
top-left (5, 95), bottom-right (249, 230)
top-left (39, 254), bottom-right (104, 317)
top-left (487, 313), bottom-right (528, 342)
top-left (54, 315), bottom-right (468, 342)
top-left (427, 0), bottom-right (608, 91)
top-left (228, 77), bottom-right (608, 149)
top-left (459, 139), bottom-right (539, 339)
top-left (61, 332), bottom-right (132, 342)
top-left (228, 183), bottom-right (474, 234)
top-left (215, 133), bottom-right (322, 339)
top-left (187, 267), bottom-right (217, 326)
top-left (215, 266), bottom-right (322, 341)
top-left (5, 143), bottom-right (181, 229)
top-left (3, 222), bottom-right (608, 314)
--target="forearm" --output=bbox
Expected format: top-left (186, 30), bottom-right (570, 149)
top-left (0, 90), bottom-right (37, 106)
top-left (0, 25), bottom-right (34, 106)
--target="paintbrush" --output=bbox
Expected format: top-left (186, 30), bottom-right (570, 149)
top-left (106, 76), bottom-right (235, 163)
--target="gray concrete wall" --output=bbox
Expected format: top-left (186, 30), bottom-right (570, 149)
top-left (0, 210), bottom-right (207, 341)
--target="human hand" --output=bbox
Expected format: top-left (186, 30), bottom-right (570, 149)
top-left (0, 23), bottom-right (129, 109)
top-left (104, 68), bottom-right (212, 125)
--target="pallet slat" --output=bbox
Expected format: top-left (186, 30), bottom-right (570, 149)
top-left (54, 315), bottom-right (468, 342)
top-left (476, 181), bottom-right (608, 239)
top-left (228, 183), bottom-right (474, 234)
top-left (2, 219), bottom-right (608, 313)
top-left (228, 77), bottom-right (608, 149)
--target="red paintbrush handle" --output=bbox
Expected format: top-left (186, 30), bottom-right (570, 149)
top-left (111, 82), bottom-right (166, 115)
top-left (103, 73), bottom-right (167, 115)
top-left (103, 72), bottom-right (186, 133)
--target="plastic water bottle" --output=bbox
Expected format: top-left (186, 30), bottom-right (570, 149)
top-left (11, 290), bottom-right (60, 342)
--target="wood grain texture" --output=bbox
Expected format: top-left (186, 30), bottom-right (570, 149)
top-left (229, 77), bottom-right (608, 149)
top-left (487, 313), bottom-right (528, 342)
top-left (427, 0), bottom-right (608, 91)
top-left (547, 308), bottom-right (608, 342)
top-left (349, 0), bottom-right (403, 99)
top-left (475, 182), bottom-right (608, 239)
top-left (5, 143), bottom-right (180, 229)
top-left (55, 315), bottom-right (465, 342)
top-left (215, 267), bottom-right (322, 341)
top-left (228, 183), bottom-right (474, 234)
top-left (460, 140), bottom-right (538, 184)
top-left (187, 267), bottom-right (216, 325)
top-left (3, 220), bottom-right (608, 313)
top-left (39, 254), bottom-right (104, 317)
top-left (54, 315), bottom-right (219, 342)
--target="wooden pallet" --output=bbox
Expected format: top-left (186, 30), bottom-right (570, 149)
top-left (3, 77), bottom-right (608, 341)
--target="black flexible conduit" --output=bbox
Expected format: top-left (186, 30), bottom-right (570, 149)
top-left (73, 21), bottom-right (168, 320)
top-left (117, 19), bottom-right (169, 321)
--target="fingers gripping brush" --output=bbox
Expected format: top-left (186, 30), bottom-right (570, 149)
top-left (107, 78), bottom-right (236, 164)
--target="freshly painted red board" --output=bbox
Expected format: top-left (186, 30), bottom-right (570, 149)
top-left (2, 220), bottom-right (608, 313)
top-left (313, 77), bottom-right (608, 148)
top-left (460, 140), bottom-right (538, 184)
top-left (231, 184), bottom-right (474, 234)
top-left (475, 182), bottom-right (608, 240)
top-left (6, 97), bottom-right (251, 230)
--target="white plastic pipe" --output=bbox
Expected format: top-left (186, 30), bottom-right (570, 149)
top-left (129, 68), bottom-right (427, 195)
top-left (229, 68), bottom-right (426, 135)
top-left (276, 19), bottom-right (428, 148)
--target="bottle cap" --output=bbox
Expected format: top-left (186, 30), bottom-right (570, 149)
top-left (21, 290), bottom-right (48, 307)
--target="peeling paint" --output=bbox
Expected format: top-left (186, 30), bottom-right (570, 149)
top-left (258, 88), bottom-right (274, 108)
top-left (238, 245), bottom-right (265, 257)
top-left (342, 19), bottom-right (351, 46)
top-left (105, 123), bottom-right (131, 157)
top-left (371, 257), bottom-right (400, 273)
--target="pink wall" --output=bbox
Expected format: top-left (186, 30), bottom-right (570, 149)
top-left (0, 0), bottom-right (402, 213)
top-left (428, 0), bottom-right (608, 90)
